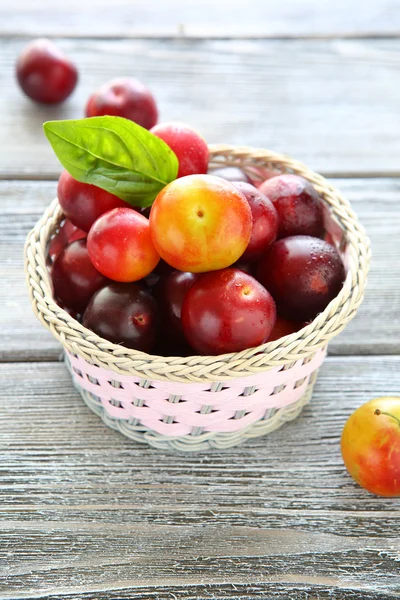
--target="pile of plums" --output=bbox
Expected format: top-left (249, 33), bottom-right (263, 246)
top-left (48, 149), bottom-right (345, 356)
top-left (16, 38), bottom-right (345, 357)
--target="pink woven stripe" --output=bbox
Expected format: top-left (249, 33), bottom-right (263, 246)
top-left (67, 347), bottom-right (326, 436)
top-left (139, 409), bottom-right (267, 436)
top-left (71, 352), bottom-right (320, 409)
top-left (68, 347), bottom-right (325, 393)
top-left (98, 363), bottom-right (313, 433)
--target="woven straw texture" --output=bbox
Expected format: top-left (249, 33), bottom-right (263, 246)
top-left (75, 374), bottom-right (317, 452)
top-left (25, 145), bottom-right (371, 450)
top-left (64, 346), bottom-right (326, 450)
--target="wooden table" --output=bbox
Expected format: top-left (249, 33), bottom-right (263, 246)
top-left (1, 2), bottom-right (400, 598)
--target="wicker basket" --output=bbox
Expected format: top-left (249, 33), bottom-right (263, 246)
top-left (24, 145), bottom-right (371, 451)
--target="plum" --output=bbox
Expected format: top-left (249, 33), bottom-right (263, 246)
top-left (85, 77), bottom-right (158, 129)
top-left (155, 270), bottom-right (199, 344)
top-left (259, 174), bottom-right (324, 239)
top-left (16, 38), bottom-right (78, 103)
top-left (232, 181), bottom-right (278, 261)
top-left (87, 208), bottom-right (160, 282)
top-left (51, 239), bottom-right (109, 313)
top-left (257, 235), bottom-right (345, 322)
top-left (182, 268), bottom-right (276, 355)
top-left (83, 283), bottom-right (158, 352)
top-left (150, 122), bottom-right (209, 178)
top-left (57, 171), bottom-right (131, 233)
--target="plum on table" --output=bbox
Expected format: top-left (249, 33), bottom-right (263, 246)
top-left (85, 77), bottom-right (158, 129)
top-left (16, 38), bottom-right (78, 104)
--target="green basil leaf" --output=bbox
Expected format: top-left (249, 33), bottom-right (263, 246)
top-left (43, 116), bottom-right (179, 207)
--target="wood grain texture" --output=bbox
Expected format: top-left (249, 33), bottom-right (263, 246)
top-left (0, 584), bottom-right (396, 600)
top-left (2, 37), bottom-right (400, 178)
top-left (1, 0), bottom-right (400, 38)
top-left (0, 180), bottom-right (61, 362)
top-left (1, 178), bottom-right (399, 361)
top-left (0, 586), bottom-right (398, 600)
top-left (1, 357), bottom-right (400, 599)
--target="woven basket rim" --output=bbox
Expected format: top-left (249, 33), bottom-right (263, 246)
top-left (24, 144), bottom-right (371, 383)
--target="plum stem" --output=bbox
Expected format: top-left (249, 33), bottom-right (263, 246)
top-left (375, 409), bottom-right (400, 428)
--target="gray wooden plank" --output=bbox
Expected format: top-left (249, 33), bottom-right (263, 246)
top-left (2, 37), bottom-right (400, 178)
top-left (1, 356), bottom-right (400, 598)
top-left (0, 180), bottom-right (61, 362)
top-left (1, 545), bottom-right (399, 598)
top-left (325, 177), bottom-right (400, 356)
top-left (1, 584), bottom-right (395, 600)
top-left (1, 0), bottom-right (400, 38)
top-left (1, 177), bottom-right (399, 361)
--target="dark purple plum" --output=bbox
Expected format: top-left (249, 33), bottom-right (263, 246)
top-left (259, 174), bottom-right (324, 239)
top-left (47, 219), bottom-right (86, 264)
top-left (232, 181), bottom-right (278, 261)
top-left (82, 283), bottom-right (158, 352)
top-left (256, 235), bottom-right (345, 322)
top-left (155, 270), bottom-right (200, 344)
top-left (51, 239), bottom-right (109, 313)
